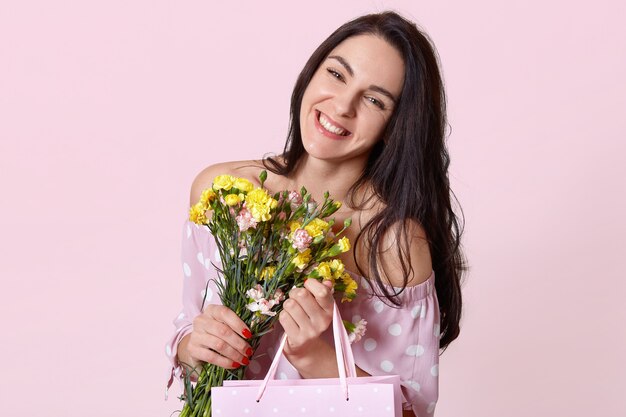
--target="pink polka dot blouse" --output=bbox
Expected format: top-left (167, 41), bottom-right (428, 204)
top-left (166, 220), bottom-right (441, 416)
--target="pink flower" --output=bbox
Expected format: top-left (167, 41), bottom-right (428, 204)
top-left (273, 288), bottom-right (285, 303)
top-left (288, 190), bottom-right (302, 205)
top-left (348, 319), bottom-right (367, 344)
top-left (236, 207), bottom-right (258, 231)
top-left (291, 228), bottom-right (313, 252)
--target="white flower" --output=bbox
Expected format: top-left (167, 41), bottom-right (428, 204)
top-left (245, 285), bottom-right (283, 317)
top-left (246, 284), bottom-right (264, 301)
top-left (348, 319), bottom-right (367, 344)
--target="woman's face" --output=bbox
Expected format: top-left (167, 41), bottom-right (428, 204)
top-left (299, 34), bottom-right (405, 165)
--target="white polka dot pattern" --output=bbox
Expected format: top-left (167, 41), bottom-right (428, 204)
top-left (380, 360), bottom-right (394, 372)
top-left (405, 344), bottom-right (424, 357)
top-left (364, 338), bottom-right (377, 351)
top-left (388, 323), bottom-right (402, 336)
top-left (406, 380), bottom-right (421, 392)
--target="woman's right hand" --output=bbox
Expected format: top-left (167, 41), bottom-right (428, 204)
top-left (177, 305), bottom-right (254, 377)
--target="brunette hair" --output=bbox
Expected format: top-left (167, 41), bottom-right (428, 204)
top-left (264, 11), bottom-right (466, 351)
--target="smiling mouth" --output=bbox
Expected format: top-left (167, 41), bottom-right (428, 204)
top-left (316, 111), bottom-right (351, 136)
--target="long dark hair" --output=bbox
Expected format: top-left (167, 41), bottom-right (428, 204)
top-left (264, 11), bottom-right (465, 351)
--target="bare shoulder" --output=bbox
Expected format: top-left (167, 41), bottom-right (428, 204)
top-left (189, 159), bottom-right (266, 206)
top-left (356, 200), bottom-right (432, 287)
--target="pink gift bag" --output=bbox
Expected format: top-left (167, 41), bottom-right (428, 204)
top-left (212, 302), bottom-right (403, 416)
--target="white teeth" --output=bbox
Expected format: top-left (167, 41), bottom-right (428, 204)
top-left (319, 113), bottom-right (347, 135)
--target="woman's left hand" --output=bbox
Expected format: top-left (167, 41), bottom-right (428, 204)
top-left (279, 278), bottom-right (335, 358)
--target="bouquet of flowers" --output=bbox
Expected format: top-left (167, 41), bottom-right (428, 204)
top-left (178, 171), bottom-right (365, 417)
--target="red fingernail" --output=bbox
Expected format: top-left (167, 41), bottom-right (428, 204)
top-left (242, 329), bottom-right (252, 339)
top-left (232, 361), bottom-right (240, 368)
top-left (241, 357), bottom-right (249, 365)
top-left (245, 347), bottom-right (253, 357)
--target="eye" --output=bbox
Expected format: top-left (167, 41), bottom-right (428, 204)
top-left (326, 68), bottom-right (345, 82)
top-left (366, 96), bottom-right (385, 110)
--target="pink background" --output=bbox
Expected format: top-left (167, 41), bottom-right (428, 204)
top-left (1, 0), bottom-right (624, 416)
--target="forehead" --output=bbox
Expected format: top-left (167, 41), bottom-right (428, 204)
top-left (327, 34), bottom-right (405, 96)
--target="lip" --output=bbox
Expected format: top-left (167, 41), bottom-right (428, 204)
top-left (314, 110), bottom-right (352, 140)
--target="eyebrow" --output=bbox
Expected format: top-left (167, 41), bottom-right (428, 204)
top-left (327, 55), bottom-right (398, 104)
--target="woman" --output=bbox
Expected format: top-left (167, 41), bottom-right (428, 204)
top-left (166, 11), bottom-right (464, 417)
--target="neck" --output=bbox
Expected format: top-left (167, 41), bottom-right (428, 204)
top-left (289, 154), bottom-right (368, 204)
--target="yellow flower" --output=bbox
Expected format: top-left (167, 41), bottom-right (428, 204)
top-left (330, 259), bottom-right (345, 279)
top-left (200, 189), bottom-right (216, 205)
top-left (304, 218), bottom-right (329, 238)
top-left (289, 221), bottom-right (302, 233)
top-left (213, 175), bottom-right (235, 191)
top-left (245, 188), bottom-right (277, 222)
top-left (224, 194), bottom-right (241, 206)
top-left (189, 202), bottom-right (207, 224)
top-left (316, 262), bottom-right (332, 280)
top-left (338, 237), bottom-right (351, 253)
top-left (334, 201), bottom-right (342, 209)
top-left (341, 272), bottom-right (358, 302)
top-left (260, 266), bottom-right (277, 280)
top-left (234, 177), bottom-right (254, 193)
top-left (292, 249), bottom-right (312, 270)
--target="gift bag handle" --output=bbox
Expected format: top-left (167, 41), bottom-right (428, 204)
top-left (255, 301), bottom-right (357, 402)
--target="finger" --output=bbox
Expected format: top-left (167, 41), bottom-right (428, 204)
top-left (203, 318), bottom-right (253, 360)
top-left (289, 286), bottom-right (327, 319)
top-left (194, 332), bottom-right (249, 367)
top-left (279, 305), bottom-right (300, 336)
top-left (303, 278), bottom-right (334, 310)
top-left (188, 337), bottom-right (242, 369)
top-left (208, 305), bottom-right (253, 340)
top-left (195, 312), bottom-right (252, 359)
top-left (283, 293), bottom-right (314, 325)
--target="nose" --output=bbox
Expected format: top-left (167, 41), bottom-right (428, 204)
top-left (332, 89), bottom-right (357, 118)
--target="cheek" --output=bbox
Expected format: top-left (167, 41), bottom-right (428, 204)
top-left (363, 113), bottom-right (389, 139)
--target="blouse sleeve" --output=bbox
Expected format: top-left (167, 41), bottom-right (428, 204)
top-left (340, 273), bottom-right (440, 416)
top-left (165, 220), bottom-right (223, 392)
